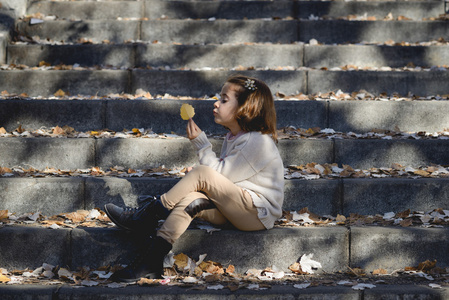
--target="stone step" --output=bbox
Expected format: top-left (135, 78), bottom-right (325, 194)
top-left (27, 1), bottom-right (144, 20)
top-left (15, 19), bottom-right (449, 44)
top-left (1, 225), bottom-right (448, 274)
top-left (0, 136), bottom-right (448, 170)
top-left (26, 0), bottom-right (444, 20)
top-left (6, 43), bottom-right (303, 69)
top-left (1, 69), bottom-right (449, 97)
top-left (0, 284), bottom-right (447, 300)
top-left (305, 44), bottom-right (449, 69)
top-left (1, 99), bottom-right (448, 133)
top-left (0, 99), bottom-right (449, 135)
top-left (1, 176), bottom-right (448, 216)
top-left (7, 43), bottom-right (449, 69)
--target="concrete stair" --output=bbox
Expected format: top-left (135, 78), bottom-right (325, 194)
top-left (1, 0), bottom-right (449, 298)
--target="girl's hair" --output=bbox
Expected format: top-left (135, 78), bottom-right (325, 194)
top-left (225, 74), bottom-right (278, 142)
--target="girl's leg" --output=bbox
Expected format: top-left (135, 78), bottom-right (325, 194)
top-left (158, 165), bottom-right (265, 244)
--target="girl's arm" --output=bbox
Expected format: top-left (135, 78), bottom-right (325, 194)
top-left (187, 120), bottom-right (278, 183)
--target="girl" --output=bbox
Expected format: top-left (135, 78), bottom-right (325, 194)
top-left (104, 74), bottom-right (285, 282)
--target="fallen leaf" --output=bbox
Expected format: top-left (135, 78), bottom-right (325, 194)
top-left (54, 89), bottom-right (66, 97)
top-left (0, 210), bottom-right (8, 221)
top-left (201, 261), bottom-right (224, 274)
top-left (0, 127), bottom-right (6, 134)
top-left (372, 268), bottom-right (388, 275)
top-left (299, 253), bottom-right (322, 274)
top-left (0, 274), bottom-right (10, 283)
top-left (174, 253), bottom-right (190, 270)
top-left (336, 214), bottom-right (346, 224)
top-left (182, 276), bottom-right (198, 283)
top-left (348, 266), bottom-right (366, 277)
top-left (400, 218), bottom-right (413, 227)
top-left (414, 170), bottom-right (430, 177)
top-left (64, 210), bottom-right (89, 223)
top-left (16, 125), bottom-right (25, 134)
top-left (226, 265), bottom-right (235, 274)
top-left (81, 279), bottom-right (99, 286)
top-left (207, 284), bottom-right (224, 290)
top-left (52, 126), bottom-right (65, 135)
top-left (352, 283), bottom-right (376, 290)
top-left (293, 283), bottom-right (311, 289)
top-left (396, 209), bottom-right (411, 219)
top-left (418, 260), bottom-right (437, 272)
top-left (288, 262), bottom-right (306, 274)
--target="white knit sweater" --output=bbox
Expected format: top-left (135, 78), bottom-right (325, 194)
top-left (190, 131), bottom-right (285, 229)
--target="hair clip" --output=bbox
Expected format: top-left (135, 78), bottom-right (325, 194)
top-left (244, 79), bottom-right (257, 91)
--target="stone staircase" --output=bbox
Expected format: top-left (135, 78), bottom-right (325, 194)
top-left (1, 0), bottom-right (449, 298)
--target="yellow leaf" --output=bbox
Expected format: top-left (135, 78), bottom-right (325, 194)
top-left (427, 166), bottom-right (439, 173)
top-left (0, 274), bottom-right (10, 283)
top-left (138, 278), bottom-right (159, 286)
top-left (174, 253), bottom-right (190, 270)
top-left (54, 89), bottom-right (66, 97)
top-left (0, 167), bottom-right (13, 175)
top-left (391, 163), bottom-right (403, 170)
top-left (39, 61), bottom-right (51, 67)
top-left (0, 127), bottom-right (6, 134)
top-left (132, 128), bottom-right (141, 134)
top-left (305, 127), bottom-right (320, 135)
top-left (0, 210), bottom-right (8, 221)
top-left (199, 261), bottom-right (224, 274)
top-left (414, 170), bottom-right (430, 177)
top-left (225, 265), bottom-right (235, 274)
top-left (52, 126), bottom-right (65, 135)
top-left (372, 268), bottom-right (388, 275)
top-left (62, 125), bottom-right (75, 134)
top-left (288, 262), bottom-right (307, 274)
top-left (180, 103), bottom-right (195, 120)
top-left (336, 214), bottom-right (346, 224)
top-left (64, 210), bottom-right (89, 223)
top-left (194, 266), bottom-right (203, 277)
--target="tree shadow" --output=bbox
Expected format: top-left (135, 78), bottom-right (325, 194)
top-left (350, 227), bottom-right (449, 272)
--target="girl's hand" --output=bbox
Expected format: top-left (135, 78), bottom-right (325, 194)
top-left (186, 118), bottom-right (202, 140)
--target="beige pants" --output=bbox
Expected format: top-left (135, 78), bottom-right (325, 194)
top-left (157, 165), bottom-right (265, 244)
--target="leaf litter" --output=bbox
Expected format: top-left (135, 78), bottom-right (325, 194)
top-left (1, 124), bottom-right (449, 141)
top-left (1, 256), bottom-right (448, 291)
top-left (1, 206), bottom-right (449, 289)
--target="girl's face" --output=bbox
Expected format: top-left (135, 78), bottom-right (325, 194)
top-left (213, 83), bottom-right (241, 133)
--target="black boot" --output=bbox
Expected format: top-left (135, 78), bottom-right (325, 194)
top-left (184, 198), bottom-right (216, 218)
top-left (111, 236), bottom-right (172, 283)
top-left (104, 196), bottom-right (170, 232)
